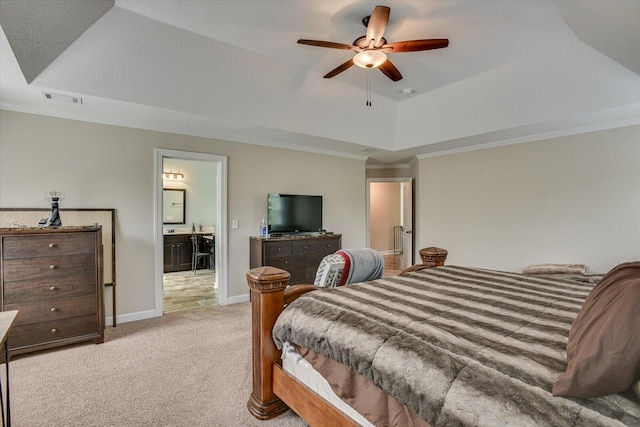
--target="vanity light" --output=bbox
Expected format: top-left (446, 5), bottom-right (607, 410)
top-left (163, 171), bottom-right (184, 181)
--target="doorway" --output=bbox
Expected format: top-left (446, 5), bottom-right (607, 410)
top-left (154, 149), bottom-right (228, 317)
top-left (366, 178), bottom-right (413, 273)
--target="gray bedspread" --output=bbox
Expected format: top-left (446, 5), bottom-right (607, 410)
top-left (272, 266), bottom-right (640, 426)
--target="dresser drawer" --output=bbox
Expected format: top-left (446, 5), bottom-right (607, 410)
top-left (292, 240), bottom-right (320, 253)
top-left (265, 255), bottom-right (305, 271)
top-left (6, 294), bottom-right (97, 326)
top-left (2, 233), bottom-right (95, 259)
top-left (317, 238), bottom-right (340, 254)
top-left (2, 254), bottom-right (96, 283)
top-left (306, 252), bottom-right (328, 273)
top-left (264, 241), bottom-right (292, 257)
top-left (288, 267), bottom-right (306, 284)
top-left (8, 314), bottom-right (99, 349)
top-left (307, 251), bottom-right (329, 265)
top-left (250, 235), bottom-right (342, 285)
top-left (3, 273), bottom-right (96, 304)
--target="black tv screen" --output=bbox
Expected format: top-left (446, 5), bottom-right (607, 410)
top-left (268, 194), bottom-right (322, 234)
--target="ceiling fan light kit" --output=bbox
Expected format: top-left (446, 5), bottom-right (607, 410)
top-left (353, 50), bottom-right (387, 69)
top-left (298, 5), bottom-right (449, 82)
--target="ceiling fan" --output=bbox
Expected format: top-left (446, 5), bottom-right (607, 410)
top-left (298, 5), bottom-right (449, 82)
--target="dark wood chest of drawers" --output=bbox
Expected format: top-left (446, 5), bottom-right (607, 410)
top-left (250, 235), bottom-right (341, 285)
top-left (0, 226), bottom-right (104, 357)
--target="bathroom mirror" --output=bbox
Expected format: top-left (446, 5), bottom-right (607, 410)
top-left (163, 189), bottom-right (186, 224)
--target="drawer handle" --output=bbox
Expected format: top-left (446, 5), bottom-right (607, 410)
top-left (51, 328), bottom-right (58, 334)
top-left (49, 264), bottom-right (56, 270)
top-left (50, 286), bottom-right (57, 291)
top-left (49, 243), bottom-right (56, 248)
top-left (50, 307), bottom-right (58, 312)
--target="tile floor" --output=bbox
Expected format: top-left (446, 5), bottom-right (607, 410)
top-left (163, 253), bottom-right (403, 314)
top-left (163, 269), bottom-right (217, 313)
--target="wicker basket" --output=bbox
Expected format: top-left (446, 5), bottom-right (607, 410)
top-left (419, 247), bottom-right (448, 266)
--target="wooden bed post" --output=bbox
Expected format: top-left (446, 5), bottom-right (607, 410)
top-left (246, 266), bottom-right (291, 420)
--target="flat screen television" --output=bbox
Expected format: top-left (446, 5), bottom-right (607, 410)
top-left (267, 193), bottom-right (323, 234)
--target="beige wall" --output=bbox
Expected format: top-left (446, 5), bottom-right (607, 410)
top-left (161, 158), bottom-right (217, 229)
top-left (365, 166), bottom-right (411, 179)
top-left (0, 110), bottom-right (366, 323)
top-left (4, 108), bottom-right (636, 322)
top-left (417, 125), bottom-right (640, 273)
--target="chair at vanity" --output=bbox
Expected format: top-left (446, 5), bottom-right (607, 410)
top-left (191, 231), bottom-right (213, 274)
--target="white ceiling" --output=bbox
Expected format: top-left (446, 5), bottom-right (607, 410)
top-left (1, 0), bottom-right (639, 165)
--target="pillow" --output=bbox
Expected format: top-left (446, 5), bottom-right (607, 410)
top-left (314, 253), bottom-right (345, 288)
top-left (553, 261), bottom-right (640, 398)
top-left (336, 248), bottom-right (383, 285)
top-left (522, 263), bottom-right (586, 275)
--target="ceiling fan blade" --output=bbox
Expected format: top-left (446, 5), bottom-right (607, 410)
top-left (298, 39), bottom-right (356, 50)
top-left (382, 39), bottom-right (449, 53)
top-left (378, 59), bottom-right (402, 81)
top-left (324, 59), bottom-right (355, 78)
top-left (366, 5), bottom-right (390, 48)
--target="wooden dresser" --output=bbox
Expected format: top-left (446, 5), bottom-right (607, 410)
top-left (0, 226), bottom-right (104, 357)
top-left (250, 234), bottom-right (341, 285)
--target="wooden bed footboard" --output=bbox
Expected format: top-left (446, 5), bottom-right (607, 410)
top-left (247, 266), bottom-right (356, 425)
top-left (272, 364), bottom-right (359, 426)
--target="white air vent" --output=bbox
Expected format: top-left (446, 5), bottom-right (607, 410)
top-left (42, 92), bottom-right (83, 104)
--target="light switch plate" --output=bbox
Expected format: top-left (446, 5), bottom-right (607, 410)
top-left (232, 219), bottom-right (239, 229)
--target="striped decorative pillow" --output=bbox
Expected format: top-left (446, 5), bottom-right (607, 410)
top-left (314, 254), bottom-right (345, 287)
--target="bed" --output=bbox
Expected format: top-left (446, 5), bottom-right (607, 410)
top-left (246, 262), bottom-right (640, 426)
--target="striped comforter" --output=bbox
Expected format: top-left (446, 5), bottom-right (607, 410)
top-left (272, 266), bottom-right (640, 426)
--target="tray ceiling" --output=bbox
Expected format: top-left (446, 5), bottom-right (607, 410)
top-left (1, 0), bottom-right (638, 164)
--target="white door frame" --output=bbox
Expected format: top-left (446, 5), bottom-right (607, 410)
top-left (365, 177), bottom-right (414, 265)
top-left (154, 148), bottom-right (228, 316)
top-left (401, 180), bottom-right (413, 269)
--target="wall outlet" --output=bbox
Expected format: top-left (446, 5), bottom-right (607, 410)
top-left (232, 219), bottom-right (239, 229)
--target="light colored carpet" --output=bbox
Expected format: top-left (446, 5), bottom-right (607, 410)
top-left (7, 303), bottom-right (307, 427)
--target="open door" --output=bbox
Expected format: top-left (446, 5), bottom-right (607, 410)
top-left (155, 148), bottom-right (228, 318)
top-left (401, 180), bottom-right (413, 270)
top-left (366, 177), bottom-right (414, 271)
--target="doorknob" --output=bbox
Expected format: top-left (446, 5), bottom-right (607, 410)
top-left (405, 230), bottom-right (414, 234)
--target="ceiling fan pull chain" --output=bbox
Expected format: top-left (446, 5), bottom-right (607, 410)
top-left (366, 71), bottom-right (372, 107)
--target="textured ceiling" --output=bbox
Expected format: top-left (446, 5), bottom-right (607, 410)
top-left (1, 0), bottom-right (639, 165)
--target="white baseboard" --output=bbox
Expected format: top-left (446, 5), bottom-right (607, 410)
top-left (106, 309), bottom-right (157, 326)
top-left (226, 294), bottom-right (250, 304)
top-left (379, 250), bottom-right (398, 255)
top-left (105, 295), bottom-right (251, 326)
